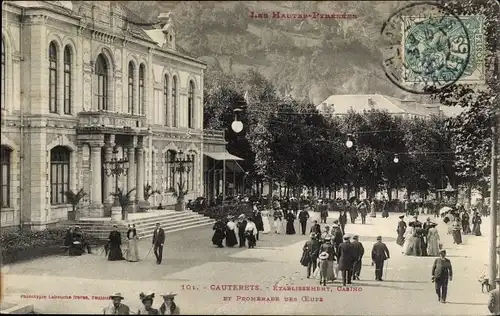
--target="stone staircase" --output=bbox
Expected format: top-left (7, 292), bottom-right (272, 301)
top-left (59, 210), bottom-right (215, 240)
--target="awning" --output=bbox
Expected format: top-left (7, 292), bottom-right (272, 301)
top-left (204, 151), bottom-right (244, 161)
top-left (226, 160), bottom-right (245, 173)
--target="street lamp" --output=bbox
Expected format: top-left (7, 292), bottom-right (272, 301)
top-left (232, 95), bottom-right (247, 134)
top-left (166, 150), bottom-right (194, 211)
top-left (345, 134), bottom-right (354, 148)
top-left (393, 154), bottom-right (399, 164)
top-left (232, 108), bottom-right (244, 134)
top-left (103, 148), bottom-right (130, 220)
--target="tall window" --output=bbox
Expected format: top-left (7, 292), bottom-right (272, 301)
top-left (172, 76), bottom-right (177, 127)
top-left (63, 46), bottom-right (72, 114)
top-left (49, 42), bottom-right (58, 113)
top-left (50, 146), bottom-right (70, 204)
top-left (0, 146), bottom-right (11, 208)
top-left (166, 150), bottom-right (176, 190)
top-left (95, 54), bottom-right (108, 110)
top-left (1, 37), bottom-right (5, 109)
top-left (139, 64), bottom-right (145, 115)
top-left (163, 75), bottom-right (169, 126)
top-left (188, 81), bottom-right (195, 128)
top-left (128, 62), bottom-right (135, 114)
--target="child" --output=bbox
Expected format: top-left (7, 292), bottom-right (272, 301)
top-left (318, 251), bottom-right (329, 286)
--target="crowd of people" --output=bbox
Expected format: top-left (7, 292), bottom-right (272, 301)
top-left (211, 208), bottom-right (264, 249)
top-left (102, 292), bottom-right (180, 315)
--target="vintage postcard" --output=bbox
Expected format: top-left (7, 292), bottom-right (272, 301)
top-left (0, 0), bottom-right (499, 315)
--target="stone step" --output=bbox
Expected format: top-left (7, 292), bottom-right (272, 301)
top-left (81, 217), bottom-right (213, 233)
top-left (73, 214), bottom-right (210, 230)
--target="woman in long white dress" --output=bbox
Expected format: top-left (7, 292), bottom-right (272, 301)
top-left (402, 225), bottom-right (415, 255)
top-left (426, 223), bottom-right (440, 256)
top-left (260, 210), bottom-right (271, 234)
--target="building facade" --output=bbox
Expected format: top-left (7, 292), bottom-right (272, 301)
top-left (317, 94), bottom-right (463, 118)
top-left (1, 1), bottom-right (228, 230)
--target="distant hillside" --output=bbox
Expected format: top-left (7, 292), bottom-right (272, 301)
top-left (120, 1), bottom-right (424, 104)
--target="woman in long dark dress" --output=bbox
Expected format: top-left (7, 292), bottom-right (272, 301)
top-left (107, 225), bottom-right (125, 261)
top-left (225, 217), bottom-right (238, 247)
top-left (285, 212), bottom-right (296, 235)
top-left (472, 212), bottom-right (482, 236)
top-left (412, 223), bottom-right (425, 256)
top-left (212, 218), bottom-right (226, 248)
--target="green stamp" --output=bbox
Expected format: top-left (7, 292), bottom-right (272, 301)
top-left (402, 15), bottom-right (485, 84)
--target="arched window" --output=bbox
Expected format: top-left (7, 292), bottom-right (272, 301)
top-left (95, 54), bottom-right (108, 110)
top-left (166, 150), bottom-right (176, 190)
top-left (50, 146), bottom-right (70, 204)
top-left (49, 42), bottom-right (58, 113)
top-left (1, 37), bottom-right (5, 109)
top-left (171, 76), bottom-right (177, 127)
top-left (0, 146), bottom-right (11, 208)
top-left (63, 46), bottom-right (72, 114)
top-left (188, 81), bottom-right (195, 129)
top-left (163, 75), bottom-right (169, 126)
top-left (128, 62), bottom-right (135, 114)
top-left (139, 64), bottom-right (145, 115)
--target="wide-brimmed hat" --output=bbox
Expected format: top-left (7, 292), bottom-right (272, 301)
top-left (110, 292), bottom-right (124, 300)
top-left (161, 292), bottom-right (177, 299)
top-left (332, 223), bottom-right (339, 228)
top-left (430, 222), bottom-right (438, 227)
top-left (343, 236), bottom-right (350, 240)
top-left (324, 236), bottom-right (331, 241)
top-left (439, 249), bottom-right (446, 254)
top-left (310, 233), bottom-right (317, 239)
top-left (238, 214), bottom-right (246, 219)
top-left (376, 236), bottom-right (382, 241)
top-left (399, 215), bottom-right (405, 219)
top-left (352, 235), bottom-right (359, 240)
top-left (318, 252), bottom-right (329, 260)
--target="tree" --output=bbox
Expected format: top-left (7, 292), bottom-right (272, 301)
top-left (430, 0), bottom-right (499, 197)
top-left (64, 189), bottom-right (87, 213)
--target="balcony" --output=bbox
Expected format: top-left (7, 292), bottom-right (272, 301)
top-left (77, 111), bottom-right (148, 135)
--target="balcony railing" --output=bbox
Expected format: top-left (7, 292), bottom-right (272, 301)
top-left (77, 111), bottom-right (147, 129)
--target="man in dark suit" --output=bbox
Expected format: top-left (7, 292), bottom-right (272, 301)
top-left (332, 224), bottom-right (344, 257)
top-left (237, 214), bottom-right (248, 247)
top-left (298, 209), bottom-right (310, 235)
top-left (351, 235), bottom-right (365, 280)
top-left (338, 235), bottom-right (356, 286)
top-left (152, 223), bottom-right (165, 264)
top-left (432, 249), bottom-right (453, 303)
top-left (303, 233), bottom-right (321, 279)
top-left (371, 236), bottom-right (390, 281)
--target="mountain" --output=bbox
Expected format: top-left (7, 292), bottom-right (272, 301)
top-left (119, 1), bottom-right (424, 104)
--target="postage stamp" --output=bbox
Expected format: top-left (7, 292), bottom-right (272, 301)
top-left (380, 1), bottom-right (486, 94)
top-left (402, 15), bottom-right (485, 85)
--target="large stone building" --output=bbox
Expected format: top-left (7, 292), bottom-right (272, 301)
top-left (317, 94), bottom-right (463, 118)
top-left (0, 1), bottom-right (232, 230)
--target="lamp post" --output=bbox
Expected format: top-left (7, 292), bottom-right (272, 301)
top-left (103, 148), bottom-right (130, 220)
top-left (166, 150), bottom-right (193, 212)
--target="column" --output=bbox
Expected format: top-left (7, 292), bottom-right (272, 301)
top-left (127, 136), bottom-right (137, 212)
top-left (89, 142), bottom-right (104, 217)
top-left (136, 138), bottom-right (147, 210)
top-left (103, 136), bottom-right (115, 214)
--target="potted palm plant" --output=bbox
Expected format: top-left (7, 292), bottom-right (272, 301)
top-left (141, 183), bottom-right (161, 211)
top-left (64, 189), bottom-right (87, 221)
top-left (110, 188), bottom-right (136, 220)
top-left (172, 180), bottom-right (189, 212)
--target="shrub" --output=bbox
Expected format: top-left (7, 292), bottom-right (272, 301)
top-left (0, 228), bottom-right (100, 254)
